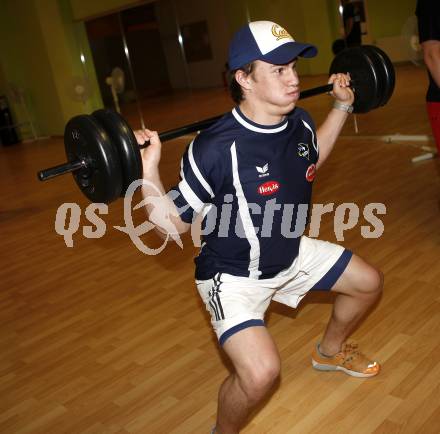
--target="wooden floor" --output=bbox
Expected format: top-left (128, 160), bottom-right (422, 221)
top-left (1, 63), bottom-right (440, 434)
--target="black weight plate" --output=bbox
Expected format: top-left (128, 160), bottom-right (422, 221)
top-left (365, 45), bottom-right (395, 107)
top-left (64, 115), bottom-right (122, 203)
top-left (329, 46), bottom-right (380, 113)
top-left (92, 109), bottom-right (142, 197)
top-left (360, 45), bottom-right (387, 109)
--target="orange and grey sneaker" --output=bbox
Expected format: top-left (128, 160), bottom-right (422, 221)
top-left (311, 342), bottom-right (380, 378)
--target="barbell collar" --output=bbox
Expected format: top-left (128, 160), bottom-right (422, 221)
top-left (38, 159), bottom-right (87, 181)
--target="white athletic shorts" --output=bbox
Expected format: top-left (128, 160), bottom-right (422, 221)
top-left (195, 236), bottom-right (352, 346)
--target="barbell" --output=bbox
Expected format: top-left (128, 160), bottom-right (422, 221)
top-left (37, 45), bottom-right (395, 204)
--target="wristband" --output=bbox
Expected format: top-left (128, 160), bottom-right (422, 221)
top-left (333, 100), bottom-right (354, 113)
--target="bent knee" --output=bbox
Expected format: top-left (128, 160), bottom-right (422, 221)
top-left (367, 267), bottom-right (384, 293)
top-left (335, 255), bottom-right (384, 298)
top-left (356, 266), bottom-right (384, 299)
top-left (239, 357), bottom-right (281, 401)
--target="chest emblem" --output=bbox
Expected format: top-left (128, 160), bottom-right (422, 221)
top-left (298, 143), bottom-right (310, 160)
top-left (258, 180), bottom-right (280, 196)
top-left (256, 163), bottom-right (270, 178)
top-left (306, 164), bottom-right (316, 182)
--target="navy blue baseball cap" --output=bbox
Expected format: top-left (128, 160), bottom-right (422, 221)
top-left (228, 21), bottom-right (317, 70)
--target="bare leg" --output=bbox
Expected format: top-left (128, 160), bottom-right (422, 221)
top-left (215, 326), bottom-right (280, 434)
top-left (319, 255), bottom-right (383, 356)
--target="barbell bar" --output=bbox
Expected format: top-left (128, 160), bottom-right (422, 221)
top-left (36, 86), bottom-right (335, 187)
top-left (37, 85), bottom-right (333, 181)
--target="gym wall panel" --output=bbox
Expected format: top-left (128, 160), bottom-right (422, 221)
top-left (301, 0), bottom-right (335, 75)
top-left (0, 0), bottom-right (103, 137)
top-left (70, 0), bottom-right (154, 21)
top-left (223, 0), bottom-right (250, 36)
top-left (174, 0), bottom-right (231, 88)
top-left (367, 0), bottom-right (415, 40)
top-left (326, 0), bottom-right (342, 43)
top-left (155, 0), bottom-right (232, 90)
top-left (36, 0), bottom-right (96, 127)
top-left (155, 0), bottom-right (193, 90)
top-left (56, 0), bottom-right (103, 112)
top-left (0, 0), bottom-right (64, 137)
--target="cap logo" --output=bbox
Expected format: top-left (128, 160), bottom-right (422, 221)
top-left (271, 24), bottom-right (292, 41)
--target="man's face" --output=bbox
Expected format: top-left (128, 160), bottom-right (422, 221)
top-left (248, 59), bottom-right (300, 114)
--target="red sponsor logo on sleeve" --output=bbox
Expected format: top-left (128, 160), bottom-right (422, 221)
top-left (306, 164), bottom-right (316, 182)
top-left (257, 180), bottom-right (280, 196)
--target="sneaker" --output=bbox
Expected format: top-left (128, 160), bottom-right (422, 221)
top-left (311, 342), bottom-right (380, 378)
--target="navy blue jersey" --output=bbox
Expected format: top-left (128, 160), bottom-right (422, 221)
top-left (170, 106), bottom-right (319, 280)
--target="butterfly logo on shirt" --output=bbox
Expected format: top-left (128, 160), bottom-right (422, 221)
top-left (256, 163), bottom-right (270, 178)
top-left (297, 143), bottom-right (310, 160)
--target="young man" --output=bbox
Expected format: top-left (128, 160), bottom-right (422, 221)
top-left (136, 21), bottom-right (383, 434)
